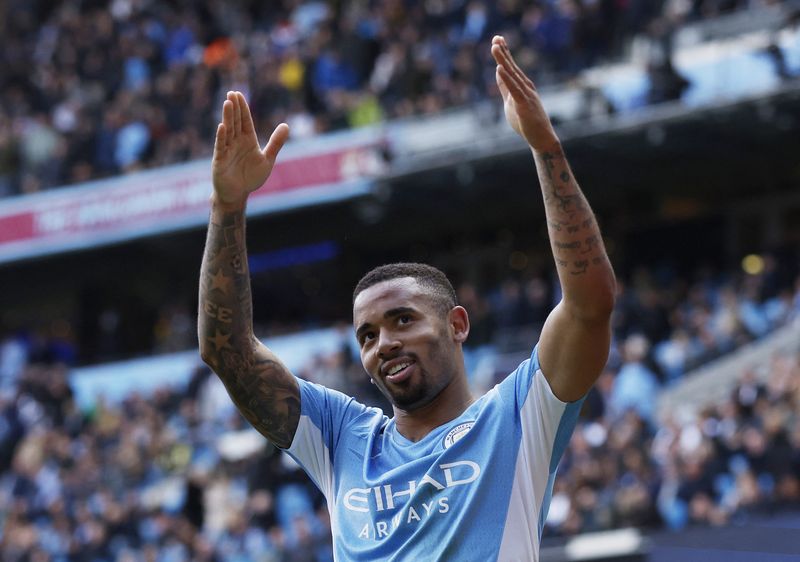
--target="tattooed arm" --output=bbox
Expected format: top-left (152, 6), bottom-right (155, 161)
top-left (198, 91), bottom-right (299, 448)
top-left (491, 37), bottom-right (616, 402)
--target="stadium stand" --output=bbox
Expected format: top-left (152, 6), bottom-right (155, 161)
top-left (0, 257), bottom-right (798, 559)
top-left (2, 0), bottom-right (800, 560)
top-left (1, 0), bottom-right (797, 196)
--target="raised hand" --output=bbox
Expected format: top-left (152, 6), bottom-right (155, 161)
top-left (212, 91), bottom-right (289, 209)
top-left (490, 36), bottom-right (559, 152)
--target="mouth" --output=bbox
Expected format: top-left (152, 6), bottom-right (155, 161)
top-left (383, 360), bottom-right (415, 384)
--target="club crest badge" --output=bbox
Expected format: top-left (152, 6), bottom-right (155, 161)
top-left (443, 422), bottom-right (474, 449)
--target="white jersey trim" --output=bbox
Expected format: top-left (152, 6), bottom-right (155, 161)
top-left (496, 369), bottom-right (569, 562)
top-left (288, 414), bottom-right (335, 502)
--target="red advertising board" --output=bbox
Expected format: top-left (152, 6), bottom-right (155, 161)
top-left (0, 133), bottom-right (385, 264)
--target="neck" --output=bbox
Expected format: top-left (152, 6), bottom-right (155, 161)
top-left (393, 373), bottom-right (474, 443)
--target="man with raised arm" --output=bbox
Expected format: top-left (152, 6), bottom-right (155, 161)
top-left (199, 36), bottom-right (615, 561)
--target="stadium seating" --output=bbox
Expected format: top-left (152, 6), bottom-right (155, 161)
top-left (1, 0), bottom-right (799, 560)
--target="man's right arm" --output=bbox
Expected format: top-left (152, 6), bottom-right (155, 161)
top-left (198, 91), bottom-right (299, 448)
top-left (198, 200), bottom-right (299, 448)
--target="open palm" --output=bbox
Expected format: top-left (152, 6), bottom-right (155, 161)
top-left (212, 91), bottom-right (289, 207)
top-left (490, 37), bottom-right (559, 152)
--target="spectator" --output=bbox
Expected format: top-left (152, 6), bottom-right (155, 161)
top-left (1, 263), bottom-right (799, 558)
top-left (0, 0), bottom-right (749, 196)
top-left (609, 334), bottom-right (661, 423)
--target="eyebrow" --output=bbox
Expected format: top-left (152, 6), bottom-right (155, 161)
top-left (355, 306), bottom-right (417, 340)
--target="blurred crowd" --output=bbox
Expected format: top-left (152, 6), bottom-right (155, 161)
top-left (541, 259), bottom-right (800, 535)
top-left (1, 1), bottom-right (798, 559)
top-left (0, 364), bottom-right (334, 562)
top-left (547, 347), bottom-right (800, 534)
top-left (0, 0), bottom-right (774, 197)
top-left (1, 253), bottom-right (799, 559)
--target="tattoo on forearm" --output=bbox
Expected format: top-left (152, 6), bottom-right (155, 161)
top-left (230, 253), bottom-right (245, 275)
top-left (582, 235), bottom-right (599, 254)
top-left (210, 269), bottom-right (232, 294)
top-left (217, 353), bottom-right (300, 448)
top-left (541, 152), bottom-right (557, 180)
top-left (206, 328), bottom-right (233, 351)
top-left (199, 210), bottom-right (299, 447)
top-left (555, 240), bottom-right (582, 252)
top-left (535, 149), bottom-right (609, 277)
top-left (571, 260), bottom-right (589, 275)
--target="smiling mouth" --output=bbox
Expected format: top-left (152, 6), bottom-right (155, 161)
top-left (385, 362), bottom-right (414, 384)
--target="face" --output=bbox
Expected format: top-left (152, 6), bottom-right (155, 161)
top-left (353, 277), bottom-right (468, 411)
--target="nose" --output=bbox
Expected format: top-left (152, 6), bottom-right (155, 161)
top-left (377, 329), bottom-right (401, 359)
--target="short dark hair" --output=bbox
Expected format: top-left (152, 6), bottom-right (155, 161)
top-left (353, 263), bottom-right (457, 315)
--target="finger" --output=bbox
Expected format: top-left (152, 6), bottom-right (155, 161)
top-left (213, 123), bottom-right (226, 155)
top-left (500, 40), bottom-right (536, 90)
top-left (497, 64), bottom-right (526, 101)
top-left (490, 38), bottom-right (505, 65)
top-left (233, 91), bottom-right (243, 134)
top-left (496, 41), bottom-right (523, 80)
top-left (222, 99), bottom-right (234, 145)
top-left (263, 123), bottom-right (290, 162)
top-left (492, 39), bottom-right (534, 93)
top-left (491, 43), bottom-right (525, 93)
top-left (238, 92), bottom-right (256, 135)
top-left (490, 44), bottom-right (503, 68)
top-left (495, 65), bottom-right (510, 100)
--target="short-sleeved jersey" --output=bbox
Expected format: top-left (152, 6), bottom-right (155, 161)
top-left (286, 346), bottom-right (584, 561)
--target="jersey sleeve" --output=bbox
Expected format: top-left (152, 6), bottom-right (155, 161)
top-left (518, 346), bottom-right (584, 472)
top-left (498, 345), bottom-right (586, 540)
top-left (284, 378), bottom-right (375, 501)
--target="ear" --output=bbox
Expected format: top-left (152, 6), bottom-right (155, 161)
top-left (448, 306), bottom-right (470, 344)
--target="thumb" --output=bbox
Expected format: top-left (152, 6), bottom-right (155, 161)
top-left (263, 123), bottom-right (290, 161)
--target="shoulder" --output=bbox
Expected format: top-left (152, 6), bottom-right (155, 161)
top-left (297, 377), bottom-right (387, 427)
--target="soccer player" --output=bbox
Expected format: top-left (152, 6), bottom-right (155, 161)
top-left (199, 36), bottom-right (615, 560)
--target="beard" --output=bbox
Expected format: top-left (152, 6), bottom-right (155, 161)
top-left (387, 369), bottom-right (430, 410)
top-left (372, 325), bottom-right (455, 412)
top-left (383, 353), bottom-right (452, 412)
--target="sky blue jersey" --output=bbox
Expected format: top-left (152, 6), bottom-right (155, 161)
top-left (286, 346), bottom-right (584, 561)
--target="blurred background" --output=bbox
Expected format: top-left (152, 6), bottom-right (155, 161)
top-left (1, 0), bottom-right (799, 560)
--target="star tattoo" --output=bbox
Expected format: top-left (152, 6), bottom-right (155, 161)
top-left (207, 329), bottom-right (232, 351)
top-left (210, 269), bottom-right (232, 294)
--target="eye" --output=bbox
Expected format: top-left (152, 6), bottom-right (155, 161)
top-left (398, 315), bottom-right (411, 325)
top-left (360, 331), bottom-right (376, 346)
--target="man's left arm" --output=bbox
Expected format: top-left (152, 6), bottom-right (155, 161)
top-left (492, 36), bottom-right (616, 402)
